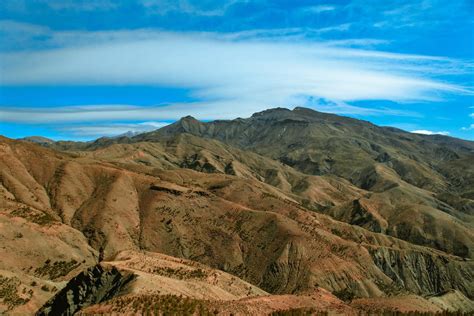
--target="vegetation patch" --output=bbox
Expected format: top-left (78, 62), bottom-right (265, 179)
top-left (271, 307), bottom-right (320, 316)
top-left (151, 266), bottom-right (208, 280)
top-left (11, 207), bottom-right (55, 225)
top-left (34, 259), bottom-right (81, 280)
top-left (333, 288), bottom-right (355, 302)
top-left (150, 184), bottom-right (183, 195)
top-left (371, 311), bottom-right (471, 316)
top-left (90, 294), bottom-right (212, 315)
top-left (0, 275), bottom-right (30, 309)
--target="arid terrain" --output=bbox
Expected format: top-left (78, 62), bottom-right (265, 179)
top-left (1, 107), bottom-right (473, 315)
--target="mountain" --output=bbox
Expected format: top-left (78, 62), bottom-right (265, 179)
top-left (20, 136), bottom-right (55, 145)
top-left (2, 107), bottom-right (474, 315)
top-left (110, 130), bottom-right (143, 139)
top-left (135, 107), bottom-right (474, 258)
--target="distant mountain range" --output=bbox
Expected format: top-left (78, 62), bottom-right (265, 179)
top-left (2, 107), bottom-right (473, 314)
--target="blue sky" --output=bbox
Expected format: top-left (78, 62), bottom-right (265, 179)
top-left (0, 0), bottom-right (473, 141)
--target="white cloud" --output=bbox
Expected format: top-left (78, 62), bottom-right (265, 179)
top-left (1, 30), bottom-right (468, 94)
top-left (411, 129), bottom-right (450, 135)
top-left (60, 121), bottom-right (169, 137)
top-left (0, 101), bottom-right (420, 124)
top-left (45, 0), bottom-right (117, 11)
top-left (0, 27), bottom-right (471, 123)
top-left (323, 38), bottom-right (391, 48)
top-left (320, 23), bottom-right (352, 33)
top-left (459, 109), bottom-right (474, 131)
top-left (140, 0), bottom-right (240, 16)
top-left (301, 5), bottom-right (337, 13)
top-left (1, 0), bottom-right (118, 12)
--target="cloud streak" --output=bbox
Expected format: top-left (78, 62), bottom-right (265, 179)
top-left (0, 99), bottom-right (423, 124)
top-left (59, 121), bottom-right (168, 137)
top-left (1, 29), bottom-right (470, 102)
top-left (411, 129), bottom-right (449, 135)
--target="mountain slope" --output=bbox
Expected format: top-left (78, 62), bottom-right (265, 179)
top-left (2, 107), bottom-right (474, 314)
top-left (1, 134), bottom-right (474, 314)
top-left (128, 107), bottom-right (474, 258)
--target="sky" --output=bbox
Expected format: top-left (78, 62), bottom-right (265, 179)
top-left (0, 0), bottom-right (473, 141)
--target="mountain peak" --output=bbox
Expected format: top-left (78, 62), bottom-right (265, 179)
top-left (177, 115), bottom-right (202, 128)
top-left (251, 107), bottom-right (293, 119)
top-left (249, 107), bottom-right (330, 123)
top-left (292, 106), bottom-right (319, 114)
top-left (250, 107), bottom-right (327, 121)
top-left (20, 136), bottom-right (55, 144)
top-left (251, 107), bottom-right (291, 115)
top-left (180, 115), bottom-right (199, 121)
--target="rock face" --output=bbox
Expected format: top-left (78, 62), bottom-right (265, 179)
top-left (1, 107), bottom-right (473, 314)
top-left (369, 247), bottom-right (473, 296)
top-left (36, 265), bottom-right (134, 316)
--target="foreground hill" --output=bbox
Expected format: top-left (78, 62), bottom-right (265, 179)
top-left (1, 107), bottom-right (473, 314)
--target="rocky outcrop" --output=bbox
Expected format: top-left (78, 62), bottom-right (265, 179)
top-left (327, 199), bottom-right (387, 233)
top-left (260, 240), bottom-right (311, 294)
top-left (36, 265), bottom-right (134, 316)
top-left (369, 247), bottom-right (474, 299)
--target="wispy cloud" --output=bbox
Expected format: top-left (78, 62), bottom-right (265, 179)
top-left (44, 0), bottom-right (117, 11)
top-left (217, 26), bottom-right (364, 43)
top-left (0, 103), bottom-right (256, 123)
top-left (59, 121), bottom-right (168, 137)
top-left (460, 110), bottom-right (474, 131)
top-left (140, 0), bottom-right (241, 16)
top-left (461, 124), bottom-right (474, 131)
top-left (349, 0), bottom-right (471, 30)
top-left (0, 0), bottom-right (118, 12)
top-left (411, 129), bottom-right (450, 135)
top-left (300, 5), bottom-right (337, 14)
top-left (0, 20), bottom-right (51, 51)
top-left (0, 98), bottom-right (421, 125)
top-left (1, 29), bottom-right (469, 103)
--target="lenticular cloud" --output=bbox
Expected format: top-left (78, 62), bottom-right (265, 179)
top-left (0, 30), bottom-right (467, 107)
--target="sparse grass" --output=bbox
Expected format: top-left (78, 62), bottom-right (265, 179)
top-left (150, 185), bottom-right (183, 195)
top-left (369, 311), bottom-right (472, 316)
top-left (333, 288), bottom-right (354, 302)
top-left (11, 207), bottom-right (55, 225)
top-left (0, 275), bottom-right (30, 309)
top-left (208, 183), bottom-right (227, 191)
top-left (87, 294), bottom-right (213, 315)
top-left (270, 307), bottom-right (321, 316)
top-left (151, 266), bottom-right (207, 280)
top-left (34, 259), bottom-right (81, 280)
